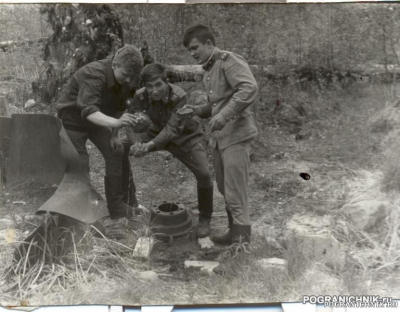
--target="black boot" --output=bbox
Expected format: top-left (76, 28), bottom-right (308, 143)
top-left (211, 209), bottom-right (233, 245)
top-left (197, 185), bottom-right (213, 238)
top-left (122, 155), bottom-right (139, 209)
top-left (212, 224), bottom-right (252, 276)
top-left (104, 176), bottom-right (133, 220)
top-left (232, 224), bottom-right (251, 245)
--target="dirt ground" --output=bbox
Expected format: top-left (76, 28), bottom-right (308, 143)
top-left (2, 81), bottom-right (400, 306)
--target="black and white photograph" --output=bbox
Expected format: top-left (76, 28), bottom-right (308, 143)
top-left (0, 2), bottom-right (400, 307)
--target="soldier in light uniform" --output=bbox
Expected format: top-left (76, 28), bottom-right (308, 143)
top-left (182, 24), bottom-right (259, 248)
top-left (122, 63), bottom-right (214, 238)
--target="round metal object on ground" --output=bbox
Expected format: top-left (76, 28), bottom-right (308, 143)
top-left (150, 201), bottom-right (192, 238)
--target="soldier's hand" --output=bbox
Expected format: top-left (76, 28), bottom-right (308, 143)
top-left (209, 113), bottom-right (227, 132)
top-left (182, 105), bottom-right (201, 117)
top-left (142, 141), bottom-right (155, 153)
top-left (110, 136), bottom-right (124, 156)
top-left (130, 143), bottom-right (145, 157)
top-left (119, 113), bottom-right (138, 127)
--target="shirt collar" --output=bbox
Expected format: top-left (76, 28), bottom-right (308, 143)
top-left (202, 47), bottom-right (220, 71)
top-left (105, 58), bottom-right (117, 89)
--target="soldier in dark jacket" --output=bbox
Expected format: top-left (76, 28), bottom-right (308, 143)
top-left (122, 63), bottom-right (214, 238)
top-left (57, 44), bottom-right (143, 220)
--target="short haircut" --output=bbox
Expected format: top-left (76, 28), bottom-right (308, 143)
top-left (140, 63), bottom-right (168, 83)
top-left (183, 24), bottom-right (216, 48)
top-left (113, 44), bottom-right (144, 78)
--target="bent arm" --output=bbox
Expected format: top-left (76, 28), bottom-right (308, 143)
top-left (219, 57), bottom-right (259, 121)
top-left (86, 111), bottom-right (122, 128)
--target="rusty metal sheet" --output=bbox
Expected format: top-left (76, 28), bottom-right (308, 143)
top-left (36, 125), bottom-right (109, 223)
top-left (0, 116), bottom-right (11, 153)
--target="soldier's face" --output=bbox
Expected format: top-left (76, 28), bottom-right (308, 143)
top-left (187, 38), bottom-right (214, 65)
top-left (113, 63), bottom-right (133, 86)
top-left (145, 77), bottom-right (168, 102)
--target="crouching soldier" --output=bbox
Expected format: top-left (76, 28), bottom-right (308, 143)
top-left (122, 63), bottom-right (214, 238)
top-left (57, 44), bottom-right (143, 220)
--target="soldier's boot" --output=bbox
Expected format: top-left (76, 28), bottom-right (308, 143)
top-left (211, 209), bottom-right (233, 245)
top-left (122, 156), bottom-right (141, 214)
top-left (232, 224), bottom-right (251, 246)
top-left (196, 185), bottom-right (213, 238)
top-left (105, 176), bottom-right (133, 220)
top-left (212, 224), bottom-right (252, 276)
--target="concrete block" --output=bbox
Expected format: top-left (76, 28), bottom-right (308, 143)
top-left (132, 237), bottom-right (155, 259)
top-left (285, 214), bottom-right (346, 269)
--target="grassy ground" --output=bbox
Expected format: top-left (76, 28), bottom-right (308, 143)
top-left (2, 46), bottom-right (400, 306)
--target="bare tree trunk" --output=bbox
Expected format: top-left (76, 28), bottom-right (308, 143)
top-left (297, 6), bottom-right (303, 65)
top-left (0, 97), bottom-right (10, 118)
top-left (0, 97), bottom-right (11, 189)
top-left (328, 5), bottom-right (334, 70)
top-left (165, 64), bottom-right (399, 83)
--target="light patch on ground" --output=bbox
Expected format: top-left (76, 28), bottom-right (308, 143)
top-left (345, 169), bottom-right (386, 203)
top-left (298, 264), bottom-right (344, 296)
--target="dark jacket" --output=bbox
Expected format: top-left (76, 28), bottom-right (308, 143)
top-left (57, 58), bottom-right (130, 130)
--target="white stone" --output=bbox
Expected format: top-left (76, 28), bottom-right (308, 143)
top-left (12, 200), bottom-right (26, 205)
top-left (184, 260), bottom-right (219, 273)
top-left (0, 229), bottom-right (16, 243)
top-left (138, 271), bottom-right (158, 281)
top-left (198, 237), bottom-right (214, 249)
top-left (200, 266), bottom-right (217, 275)
top-left (132, 237), bottom-right (155, 259)
top-left (342, 200), bottom-right (388, 231)
top-left (137, 204), bottom-right (149, 212)
top-left (256, 258), bottom-right (287, 271)
top-left (24, 99), bottom-right (36, 109)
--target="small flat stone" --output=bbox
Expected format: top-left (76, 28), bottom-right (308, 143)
top-left (200, 266), bottom-right (218, 275)
top-left (184, 260), bottom-right (219, 273)
top-left (256, 258), bottom-right (287, 270)
top-left (132, 237), bottom-right (155, 259)
top-left (198, 237), bottom-right (214, 249)
top-left (138, 271), bottom-right (158, 281)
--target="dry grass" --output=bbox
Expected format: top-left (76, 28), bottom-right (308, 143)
top-left (0, 213), bottom-right (158, 305)
top-left (3, 46), bottom-right (400, 304)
